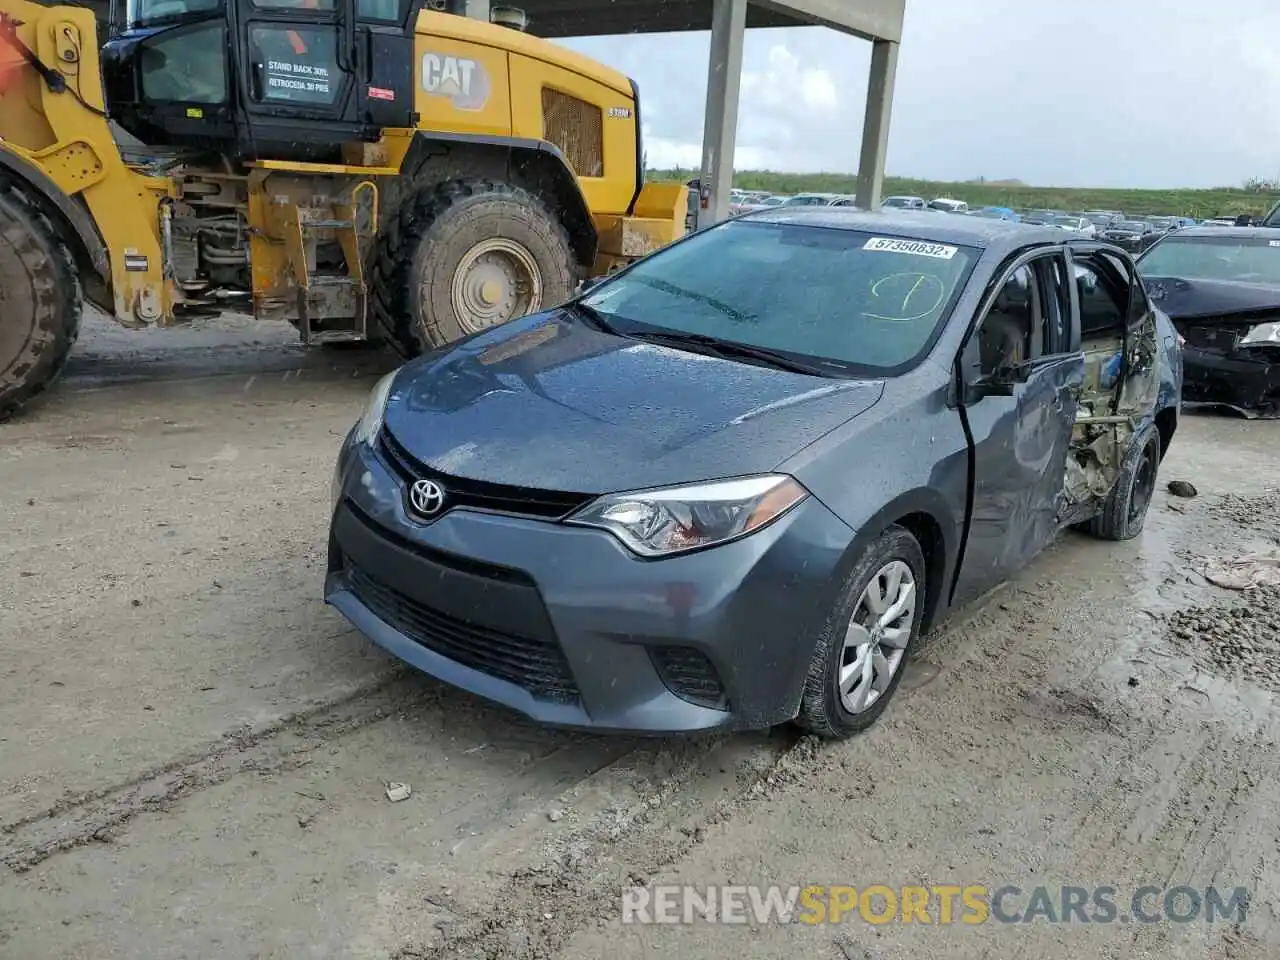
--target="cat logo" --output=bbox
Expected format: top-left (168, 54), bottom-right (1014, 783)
top-left (420, 52), bottom-right (490, 111)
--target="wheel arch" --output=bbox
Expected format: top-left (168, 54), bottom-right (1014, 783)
top-left (829, 488), bottom-right (961, 636)
top-left (1154, 404), bottom-right (1177, 463)
top-left (392, 132), bottom-right (597, 268)
top-left (0, 148), bottom-right (110, 310)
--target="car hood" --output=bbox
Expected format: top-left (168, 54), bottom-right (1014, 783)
top-left (381, 312), bottom-right (884, 493)
top-left (1142, 276), bottom-right (1280, 321)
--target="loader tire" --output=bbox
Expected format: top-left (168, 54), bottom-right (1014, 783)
top-left (371, 180), bottom-right (576, 357)
top-left (0, 184), bottom-right (82, 422)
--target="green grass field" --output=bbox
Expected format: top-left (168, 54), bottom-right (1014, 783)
top-left (652, 169), bottom-right (1280, 220)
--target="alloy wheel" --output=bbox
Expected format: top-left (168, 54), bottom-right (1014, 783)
top-left (837, 559), bottom-right (917, 715)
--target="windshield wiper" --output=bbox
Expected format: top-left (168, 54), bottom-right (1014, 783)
top-left (630, 276), bottom-right (754, 322)
top-left (563, 299), bottom-right (619, 335)
top-left (634, 330), bottom-right (839, 376)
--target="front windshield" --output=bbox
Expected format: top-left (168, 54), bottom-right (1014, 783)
top-left (882, 198), bottom-right (914, 208)
top-left (1139, 236), bottom-right (1280, 284)
top-left (579, 221), bottom-right (979, 375)
top-left (1115, 221), bottom-right (1146, 231)
top-left (783, 196), bottom-right (828, 207)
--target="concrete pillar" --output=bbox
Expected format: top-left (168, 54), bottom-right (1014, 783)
top-left (695, 0), bottom-right (747, 230)
top-left (854, 39), bottom-right (899, 211)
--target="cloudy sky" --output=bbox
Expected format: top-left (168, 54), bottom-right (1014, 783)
top-left (559, 0), bottom-right (1280, 188)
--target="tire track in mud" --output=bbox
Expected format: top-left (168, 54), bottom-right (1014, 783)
top-left (996, 495), bottom-right (1280, 960)
top-left (392, 593), bottom-right (1023, 960)
top-left (395, 729), bottom-right (810, 960)
top-left (0, 668), bottom-right (412, 871)
top-left (403, 497), bottom-right (1280, 960)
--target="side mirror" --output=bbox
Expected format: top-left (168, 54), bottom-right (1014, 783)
top-left (964, 356), bottom-right (1038, 402)
top-left (964, 374), bottom-right (1015, 403)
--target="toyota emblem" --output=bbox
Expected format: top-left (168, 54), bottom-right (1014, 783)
top-left (407, 478), bottom-right (446, 518)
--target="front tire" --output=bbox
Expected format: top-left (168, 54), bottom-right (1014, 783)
top-left (0, 183), bottom-right (82, 422)
top-left (795, 526), bottom-right (926, 739)
top-left (371, 180), bottom-right (577, 358)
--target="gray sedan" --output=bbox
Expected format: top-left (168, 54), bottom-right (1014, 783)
top-left (326, 210), bottom-right (1182, 739)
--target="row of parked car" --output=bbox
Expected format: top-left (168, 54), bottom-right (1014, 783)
top-left (723, 189), bottom-right (1261, 255)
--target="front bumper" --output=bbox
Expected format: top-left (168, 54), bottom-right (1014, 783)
top-left (1180, 345), bottom-right (1280, 413)
top-left (324, 436), bottom-right (853, 734)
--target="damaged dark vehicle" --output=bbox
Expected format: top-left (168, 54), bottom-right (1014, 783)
top-left (1138, 226), bottom-right (1280, 416)
top-left (326, 210), bottom-right (1182, 741)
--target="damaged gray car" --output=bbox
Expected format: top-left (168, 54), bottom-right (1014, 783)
top-left (326, 210), bottom-right (1182, 740)
top-left (1138, 226), bottom-right (1280, 416)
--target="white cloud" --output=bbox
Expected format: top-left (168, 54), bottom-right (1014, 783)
top-left (799, 69), bottom-right (838, 113)
top-left (562, 0), bottom-right (1280, 187)
top-left (740, 44), bottom-right (838, 113)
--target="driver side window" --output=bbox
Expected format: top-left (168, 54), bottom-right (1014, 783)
top-left (976, 264), bottom-right (1040, 376)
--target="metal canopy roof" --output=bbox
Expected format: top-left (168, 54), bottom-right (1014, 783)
top-left (509, 0), bottom-right (904, 42)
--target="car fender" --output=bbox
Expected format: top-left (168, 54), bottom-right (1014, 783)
top-left (829, 486), bottom-right (963, 635)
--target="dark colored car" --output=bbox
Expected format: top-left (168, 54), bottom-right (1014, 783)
top-left (326, 210), bottom-right (1182, 739)
top-left (971, 206), bottom-right (1019, 221)
top-left (1101, 219), bottom-right (1156, 252)
top-left (1139, 226), bottom-right (1280, 414)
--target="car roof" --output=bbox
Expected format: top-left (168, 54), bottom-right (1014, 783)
top-left (1156, 225), bottom-right (1280, 240)
top-left (741, 206), bottom-right (1067, 250)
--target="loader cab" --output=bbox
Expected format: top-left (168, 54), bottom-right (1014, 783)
top-left (100, 0), bottom-right (435, 160)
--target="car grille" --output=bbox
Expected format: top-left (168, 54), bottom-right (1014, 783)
top-left (378, 426), bottom-right (594, 520)
top-left (650, 646), bottom-right (728, 711)
top-left (345, 559), bottom-right (580, 704)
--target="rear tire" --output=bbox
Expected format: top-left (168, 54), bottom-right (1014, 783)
top-left (0, 184), bottom-right (82, 422)
top-left (1089, 421), bottom-right (1161, 541)
top-left (371, 180), bottom-right (577, 357)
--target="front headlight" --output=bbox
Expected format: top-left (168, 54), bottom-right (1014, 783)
top-left (1240, 321), bottom-right (1280, 347)
top-left (566, 474), bottom-right (809, 558)
top-left (355, 370), bottom-right (398, 446)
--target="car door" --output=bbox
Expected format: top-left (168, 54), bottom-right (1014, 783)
top-left (952, 250), bottom-right (1084, 604)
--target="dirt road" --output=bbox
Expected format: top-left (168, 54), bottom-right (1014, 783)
top-left (2, 314), bottom-right (1278, 959)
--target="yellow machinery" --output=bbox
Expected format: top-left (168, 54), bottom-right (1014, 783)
top-left (0, 0), bottom-right (686, 418)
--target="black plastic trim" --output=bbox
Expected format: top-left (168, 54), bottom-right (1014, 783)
top-left (625, 76), bottom-right (643, 217)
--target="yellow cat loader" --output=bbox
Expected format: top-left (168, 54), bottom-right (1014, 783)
top-left (0, 0), bottom-right (686, 418)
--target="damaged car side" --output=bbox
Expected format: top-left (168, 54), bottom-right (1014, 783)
top-left (1138, 226), bottom-right (1280, 416)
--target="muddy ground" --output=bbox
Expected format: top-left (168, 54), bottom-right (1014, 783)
top-left (2, 312), bottom-right (1279, 959)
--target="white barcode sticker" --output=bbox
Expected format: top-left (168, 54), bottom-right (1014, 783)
top-left (863, 237), bottom-right (958, 259)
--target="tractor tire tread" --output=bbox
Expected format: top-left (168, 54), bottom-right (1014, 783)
top-left (0, 181), bottom-right (82, 422)
top-left (370, 179), bottom-right (575, 358)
